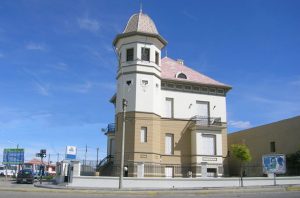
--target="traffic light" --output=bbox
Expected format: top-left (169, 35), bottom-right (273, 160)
top-left (40, 149), bottom-right (47, 158)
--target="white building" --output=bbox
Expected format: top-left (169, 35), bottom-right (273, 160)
top-left (102, 10), bottom-right (231, 178)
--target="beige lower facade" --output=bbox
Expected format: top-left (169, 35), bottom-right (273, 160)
top-left (228, 116), bottom-right (300, 177)
top-left (103, 112), bottom-right (229, 178)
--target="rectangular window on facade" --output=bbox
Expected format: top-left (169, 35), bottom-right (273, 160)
top-left (201, 134), bottom-right (216, 155)
top-left (141, 47), bottom-right (150, 61)
top-left (126, 48), bottom-right (134, 61)
top-left (165, 98), bottom-right (174, 118)
top-left (270, 141), bottom-right (276, 152)
top-left (140, 127), bottom-right (147, 143)
top-left (196, 101), bottom-right (209, 118)
top-left (155, 51), bottom-right (159, 65)
top-left (109, 139), bottom-right (115, 156)
top-left (118, 52), bottom-right (122, 67)
top-left (165, 134), bottom-right (174, 155)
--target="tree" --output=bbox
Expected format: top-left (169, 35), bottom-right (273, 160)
top-left (231, 144), bottom-right (252, 187)
top-left (286, 150), bottom-right (300, 175)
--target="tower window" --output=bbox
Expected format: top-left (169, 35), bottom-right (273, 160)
top-left (141, 47), bottom-right (150, 61)
top-left (126, 48), bottom-right (134, 61)
top-left (140, 127), bottom-right (147, 143)
top-left (155, 51), bottom-right (159, 65)
top-left (177, 73), bottom-right (187, 79)
top-left (270, 141), bottom-right (276, 152)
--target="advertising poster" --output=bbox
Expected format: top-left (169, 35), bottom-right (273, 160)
top-left (262, 154), bottom-right (286, 174)
top-left (3, 148), bottom-right (25, 165)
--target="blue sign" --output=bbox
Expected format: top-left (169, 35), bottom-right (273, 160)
top-left (262, 154), bottom-right (286, 174)
top-left (65, 154), bottom-right (76, 160)
top-left (3, 148), bottom-right (24, 165)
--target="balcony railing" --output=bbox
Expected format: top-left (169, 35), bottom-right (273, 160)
top-left (191, 116), bottom-right (222, 127)
top-left (104, 123), bottom-right (115, 134)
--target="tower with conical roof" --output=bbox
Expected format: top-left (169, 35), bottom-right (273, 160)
top-left (104, 10), bottom-right (231, 178)
top-left (111, 11), bottom-right (167, 177)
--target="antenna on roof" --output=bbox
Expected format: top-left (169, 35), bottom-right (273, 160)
top-left (165, 48), bottom-right (168, 58)
top-left (139, 1), bottom-right (143, 13)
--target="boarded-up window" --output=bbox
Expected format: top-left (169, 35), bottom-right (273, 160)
top-left (196, 101), bottom-right (209, 117)
top-left (201, 134), bottom-right (216, 155)
top-left (165, 98), bottom-right (174, 118)
top-left (165, 133), bottom-right (174, 155)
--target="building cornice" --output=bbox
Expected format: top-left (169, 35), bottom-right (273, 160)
top-left (161, 80), bottom-right (229, 97)
top-left (113, 31), bottom-right (168, 47)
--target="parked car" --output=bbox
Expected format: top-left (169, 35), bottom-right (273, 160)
top-left (16, 169), bottom-right (34, 184)
top-left (0, 165), bottom-right (16, 176)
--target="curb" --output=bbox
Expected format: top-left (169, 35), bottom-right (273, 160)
top-left (32, 184), bottom-right (298, 195)
top-left (0, 184), bottom-right (299, 195)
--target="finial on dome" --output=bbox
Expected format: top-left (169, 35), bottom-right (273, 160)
top-left (139, 1), bottom-right (143, 13)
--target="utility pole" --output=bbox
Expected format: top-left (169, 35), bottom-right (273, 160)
top-left (48, 154), bottom-right (51, 164)
top-left (85, 144), bottom-right (87, 167)
top-left (96, 147), bottom-right (99, 166)
top-left (119, 98), bottom-right (127, 189)
top-left (83, 144), bottom-right (87, 171)
top-left (57, 153), bottom-right (60, 162)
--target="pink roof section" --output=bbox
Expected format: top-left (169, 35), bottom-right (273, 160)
top-left (161, 57), bottom-right (231, 88)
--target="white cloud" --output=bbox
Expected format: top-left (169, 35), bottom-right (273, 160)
top-left (229, 120), bottom-right (252, 129)
top-left (78, 18), bottom-right (100, 32)
top-left (52, 62), bottom-right (68, 71)
top-left (26, 42), bottom-right (45, 51)
top-left (62, 81), bottom-right (115, 94)
top-left (73, 81), bottom-right (92, 93)
top-left (250, 96), bottom-right (293, 105)
top-left (182, 10), bottom-right (198, 21)
top-left (35, 81), bottom-right (50, 96)
top-left (290, 79), bottom-right (300, 86)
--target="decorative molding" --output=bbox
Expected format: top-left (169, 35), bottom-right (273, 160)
top-left (161, 80), bottom-right (227, 96)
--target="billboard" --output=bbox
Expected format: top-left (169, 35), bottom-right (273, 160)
top-left (3, 148), bottom-right (24, 165)
top-left (262, 154), bottom-right (286, 174)
top-left (65, 146), bottom-right (77, 160)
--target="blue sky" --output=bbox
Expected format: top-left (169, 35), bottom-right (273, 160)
top-left (0, 0), bottom-right (299, 162)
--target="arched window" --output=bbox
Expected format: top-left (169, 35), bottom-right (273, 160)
top-left (177, 73), bottom-right (187, 79)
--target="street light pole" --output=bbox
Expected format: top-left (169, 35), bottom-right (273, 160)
top-left (119, 98), bottom-right (127, 189)
top-left (96, 147), bottom-right (99, 166)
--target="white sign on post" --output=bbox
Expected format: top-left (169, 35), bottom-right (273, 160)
top-left (65, 146), bottom-right (77, 160)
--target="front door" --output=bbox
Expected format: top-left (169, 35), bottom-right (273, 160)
top-left (137, 163), bottom-right (144, 178)
top-left (165, 166), bottom-right (174, 178)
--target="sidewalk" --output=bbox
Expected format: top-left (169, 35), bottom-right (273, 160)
top-left (32, 182), bottom-right (300, 195)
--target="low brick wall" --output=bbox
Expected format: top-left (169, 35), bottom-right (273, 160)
top-left (68, 176), bottom-right (300, 189)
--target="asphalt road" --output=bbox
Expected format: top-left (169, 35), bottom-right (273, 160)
top-left (1, 178), bottom-right (300, 198)
top-left (0, 191), bottom-right (299, 198)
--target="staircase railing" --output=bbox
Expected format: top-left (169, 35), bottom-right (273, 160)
top-left (96, 155), bottom-right (114, 171)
